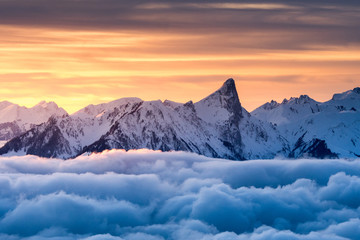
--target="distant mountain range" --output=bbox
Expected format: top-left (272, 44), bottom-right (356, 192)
top-left (252, 87), bottom-right (360, 158)
top-left (0, 79), bottom-right (359, 160)
top-left (0, 101), bottom-right (67, 141)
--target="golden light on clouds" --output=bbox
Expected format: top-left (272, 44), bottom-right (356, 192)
top-left (0, 2), bottom-right (359, 114)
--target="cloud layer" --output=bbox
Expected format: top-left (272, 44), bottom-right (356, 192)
top-left (0, 149), bottom-right (359, 239)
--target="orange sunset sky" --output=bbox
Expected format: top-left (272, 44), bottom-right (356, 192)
top-left (0, 1), bottom-right (359, 113)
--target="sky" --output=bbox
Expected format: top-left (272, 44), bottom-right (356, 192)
top-left (0, 0), bottom-right (360, 113)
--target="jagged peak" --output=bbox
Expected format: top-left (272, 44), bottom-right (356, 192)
top-left (72, 97), bottom-right (143, 117)
top-left (331, 87), bottom-right (360, 101)
top-left (195, 78), bottom-right (245, 123)
top-left (33, 101), bottom-right (59, 109)
top-left (219, 78), bottom-right (236, 96)
top-left (281, 95), bottom-right (316, 105)
top-left (299, 94), bottom-right (311, 100)
top-left (36, 100), bottom-right (47, 105)
top-left (108, 97), bottom-right (143, 105)
top-left (197, 78), bottom-right (239, 104)
top-left (163, 100), bottom-right (182, 109)
top-left (0, 101), bottom-right (15, 109)
top-left (353, 87), bottom-right (360, 94)
top-left (293, 95), bottom-right (314, 103)
top-left (261, 100), bottom-right (280, 110)
top-left (89, 97), bottom-right (143, 109)
top-left (184, 100), bottom-right (194, 108)
top-left (223, 78), bottom-right (235, 87)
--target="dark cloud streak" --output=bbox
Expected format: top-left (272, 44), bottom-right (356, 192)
top-left (0, 0), bottom-right (359, 50)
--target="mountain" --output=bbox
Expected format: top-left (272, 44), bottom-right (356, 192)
top-left (0, 101), bottom-right (67, 140)
top-left (0, 79), bottom-right (286, 159)
top-left (1, 80), bottom-right (358, 160)
top-left (252, 95), bottom-right (320, 125)
top-left (252, 87), bottom-right (360, 158)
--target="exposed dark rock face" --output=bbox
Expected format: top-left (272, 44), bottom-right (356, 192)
top-left (289, 133), bottom-right (338, 159)
top-left (0, 122), bottom-right (23, 140)
top-left (0, 117), bottom-right (72, 158)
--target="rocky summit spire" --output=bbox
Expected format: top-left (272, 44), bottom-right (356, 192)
top-left (195, 78), bottom-right (244, 120)
top-left (219, 78), bottom-right (236, 93)
top-left (193, 78), bottom-right (246, 160)
top-left (215, 78), bottom-right (238, 101)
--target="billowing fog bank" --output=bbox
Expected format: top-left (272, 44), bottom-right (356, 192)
top-left (0, 149), bottom-right (359, 239)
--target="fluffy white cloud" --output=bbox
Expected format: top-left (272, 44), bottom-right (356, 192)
top-left (0, 149), bottom-right (359, 239)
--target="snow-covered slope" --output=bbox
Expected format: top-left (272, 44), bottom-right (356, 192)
top-left (2, 80), bottom-right (358, 160)
top-left (0, 79), bottom-right (286, 159)
top-left (252, 95), bottom-right (321, 125)
top-left (252, 87), bottom-right (360, 158)
top-left (0, 101), bottom-right (67, 140)
top-left (81, 79), bottom-right (285, 160)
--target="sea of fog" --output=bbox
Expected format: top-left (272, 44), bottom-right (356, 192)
top-left (0, 149), bottom-right (359, 240)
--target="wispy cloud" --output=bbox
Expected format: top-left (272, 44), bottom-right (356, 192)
top-left (188, 3), bottom-right (301, 10)
top-left (0, 0), bottom-right (359, 112)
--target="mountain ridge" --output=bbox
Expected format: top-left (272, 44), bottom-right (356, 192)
top-left (0, 80), bottom-right (359, 160)
top-left (0, 78), bottom-right (284, 159)
top-left (252, 86), bottom-right (360, 158)
top-left (0, 101), bottom-right (67, 141)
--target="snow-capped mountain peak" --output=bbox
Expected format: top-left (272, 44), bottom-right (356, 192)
top-left (197, 78), bottom-right (239, 108)
top-left (163, 100), bottom-right (182, 109)
top-left (0, 78), bottom-right (285, 160)
top-left (35, 100), bottom-right (50, 107)
top-left (261, 100), bottom-right (280, 110)
top-left (0, 81), bottom-right (359, 160)
top-left (354, 87), bottom-right (360, 94)
top-left (252, 94), bottom-right (320, 126)
top-left (72, 97), bottom-right (142, 119)
top-left (325, 87), bottom-right (360, 112)
top-left (195, 78), bottom-right (249, 125)
top-left (33, 101), bottom-right (66, 114)
top-left (282, 94), bottom-right (318, 105)
top-left (252, 86), bottom-right (360, 159)
top-left (331, 87), bottom-right (360, 102)
top-left (0, 101), bottom-right (68, 140)
top-left (0, 101), bottom-right (13, 110)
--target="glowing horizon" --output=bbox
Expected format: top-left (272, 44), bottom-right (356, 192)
top-left (0, 1), bottom-right (359, 113)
